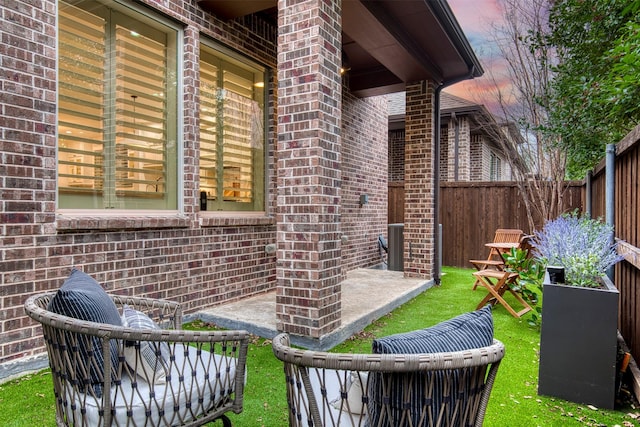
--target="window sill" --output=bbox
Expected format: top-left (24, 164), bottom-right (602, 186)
top-left (55, 211), bottom-right (276, 231)
top-left (56, 211), bottom-right (190, 231)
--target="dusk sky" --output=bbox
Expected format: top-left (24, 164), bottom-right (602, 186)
top-left (446, 0), bottom-right (509, 114)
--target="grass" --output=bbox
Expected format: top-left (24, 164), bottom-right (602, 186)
top-left (1, 266), bottom-right (639, 426)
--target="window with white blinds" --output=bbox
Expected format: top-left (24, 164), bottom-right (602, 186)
top-left (490, 153), bottom-right (502, 181)
top-left (57, 0), bottom-right (179, 210)
top-left (199, 43), bottom-right (265, 211)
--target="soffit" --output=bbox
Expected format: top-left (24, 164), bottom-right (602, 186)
top-left (197, 0), bottom-right (483, 97)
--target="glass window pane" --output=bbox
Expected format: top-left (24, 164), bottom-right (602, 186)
top-left (199, 43), bottom-right (265, 212)
top-left (199, 57), bottom-right (219, 198)
top-left (57, 0), bottom-right (178, 210)
top-left (58, 3), bottom-right (106, 195)
top-left (114, 23), bottom-right (167, 198)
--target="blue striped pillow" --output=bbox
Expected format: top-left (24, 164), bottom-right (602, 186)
top-left (372, 305), bottom-right (493, 354)
top-left (121, 305), bottom-right (169, 384)
top-left (368, 306), bottom-right (494, 425)
top-left (47, 268), bottom-right (122, 398)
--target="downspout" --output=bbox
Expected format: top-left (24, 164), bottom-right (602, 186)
top-left (433, 67), bottom-right (476, 285)
top-left (452, 112), bottom-right (459, 181)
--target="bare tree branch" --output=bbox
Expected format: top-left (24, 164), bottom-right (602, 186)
top-left (468, 0), bottom-right (569, 231)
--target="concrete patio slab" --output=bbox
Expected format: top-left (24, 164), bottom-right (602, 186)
top-left (194, 267), bottom-right (434, 350)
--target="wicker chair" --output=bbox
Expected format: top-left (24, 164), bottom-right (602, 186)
top-left (272, 333), bottom-right (505, 427)
top-left (24, 293), bottom-right (249, 427)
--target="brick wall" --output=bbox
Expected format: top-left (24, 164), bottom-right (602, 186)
top-left (403, 82), bottom-right (435, 277)
top-left (470, 134), bottom-right (484, 180)
top-left (440, 126), bottom-right (449, 180)
top-left (0, 0), bottom-right (283, 368)
top-left (341, 93), bottom-right (389, 271)
top-left (444, 117), bottom-right (471, 181)
top-left (389, 129), bottom-right (405, 182)
top-left (275, 0), bottom-right (343, 338)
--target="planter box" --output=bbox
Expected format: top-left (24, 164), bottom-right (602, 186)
top-left (538, 275), bottom-right (619, 409)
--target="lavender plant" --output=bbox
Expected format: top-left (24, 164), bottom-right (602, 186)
top-left (532, 211), bottom-right (623, 287)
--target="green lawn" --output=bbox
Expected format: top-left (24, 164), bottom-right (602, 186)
top-left (2, 266), bottom-right (638, 426)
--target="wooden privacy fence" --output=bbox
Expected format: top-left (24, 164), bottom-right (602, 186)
top-left (589, 124), bottom-right (640, 368)
top-left (436, 181), bottom-right (583, 268)
top-left (438, 181), bottom-right (583, 268)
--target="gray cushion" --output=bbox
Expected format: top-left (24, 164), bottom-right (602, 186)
top-left (368, 306), bottom-right (494, 425)
top-left (121, 305), bottom-right (169, 384)
top-left (47, 268), bottom-right (121, 397)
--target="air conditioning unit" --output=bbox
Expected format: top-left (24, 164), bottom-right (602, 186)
top-left (388, 223), bottom-right (404, 271)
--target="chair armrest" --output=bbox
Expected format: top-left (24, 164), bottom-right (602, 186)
top-left (25, 293), bottom-right (250, 345)
top-left (272, 333), bottom-right (504, 372)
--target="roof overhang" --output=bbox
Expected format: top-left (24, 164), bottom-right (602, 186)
top-left (197, 0), bottom-right (483, 97)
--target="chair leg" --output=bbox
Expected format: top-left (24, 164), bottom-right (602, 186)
top-left (475, 276), bottom-right (504, 310)
top-left (213, 415), bottom-right (232, 427)
top-left (474, 273), bottom-right (531, 318)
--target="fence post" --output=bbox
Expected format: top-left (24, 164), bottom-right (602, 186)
top-left (585, 170), bottom-right (592, 218)
top-left (606, 143), bottom-right (616, 280)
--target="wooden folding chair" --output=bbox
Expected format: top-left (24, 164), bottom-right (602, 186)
top-left (473, 234), bottom-right (534, 318)
top-left (473, 269), bottom-right (533, 318)
top-left (470, 229), bottom-right (524, 289)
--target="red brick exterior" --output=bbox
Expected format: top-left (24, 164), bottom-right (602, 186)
top-left (0, 0), bottom-right (434, 371)
top-left (389, 129), bottom-right (406, 183)
top-left (275, 0), bottom-right (344, 338)
top-left (0, 0), bottom-right (281, 370)
top-left (403, 82), bottom-right (436, 277)
top-left (341, 93), bottom-right (389, 271)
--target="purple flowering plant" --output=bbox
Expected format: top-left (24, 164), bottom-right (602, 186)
top-left (532, 211), bottom-right (623, 288)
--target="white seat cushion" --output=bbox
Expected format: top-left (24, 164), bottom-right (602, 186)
top-left (67, 345), bottom-right (238, 426)
top-left (297, 368), bottom-right (366, 427)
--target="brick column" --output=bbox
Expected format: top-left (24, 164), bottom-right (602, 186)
top-left (275, 0), bottom-right (342, 338)
top-left (404, 82), bottom-right (435, 278)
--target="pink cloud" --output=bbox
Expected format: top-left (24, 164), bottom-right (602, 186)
top-left (448, 0), bottom-right (503, 42)
top-left (446, 0), bottom-right (515, 116)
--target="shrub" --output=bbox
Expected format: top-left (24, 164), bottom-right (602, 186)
top-left (532, 211), bottom-right (623, 288)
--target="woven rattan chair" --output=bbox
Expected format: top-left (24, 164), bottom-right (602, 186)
top-left (25, 293), bottom-right (249, 427)
top-left (272, 333), bottom-right (505, 427)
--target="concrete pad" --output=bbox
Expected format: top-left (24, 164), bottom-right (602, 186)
top-left (194, 268), bottom-right (433, 350)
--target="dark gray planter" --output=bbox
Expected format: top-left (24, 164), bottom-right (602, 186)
top-left (538, 275), bottom-right (619, 409)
